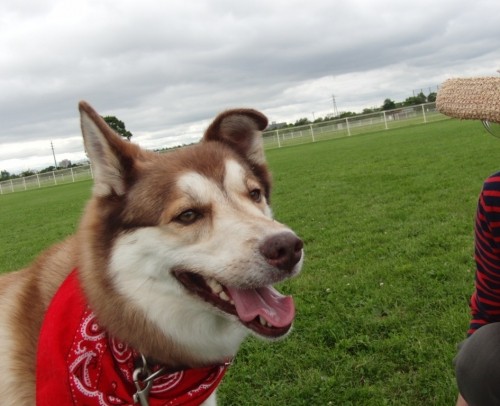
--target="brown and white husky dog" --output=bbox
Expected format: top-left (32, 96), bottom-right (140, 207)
top-left (0, 102), bottom-right (303, 405)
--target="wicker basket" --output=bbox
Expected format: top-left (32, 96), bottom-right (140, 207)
top-left (436, 77), bottom-right (500, 124)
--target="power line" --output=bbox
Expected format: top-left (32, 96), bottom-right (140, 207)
top-left (332, 94), bottom-right (339, 117)
top-left (51, 141), bottom-right (58, 169)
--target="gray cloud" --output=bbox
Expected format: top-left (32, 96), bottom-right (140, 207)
top-left (1, 0), bottom-right (500, 172)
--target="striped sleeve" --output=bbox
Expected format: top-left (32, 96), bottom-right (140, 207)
top-left (469, 173), bottom-right (500, 335)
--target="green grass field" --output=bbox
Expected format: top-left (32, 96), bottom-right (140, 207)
top-left (1, 118), bottom-right (499, 404)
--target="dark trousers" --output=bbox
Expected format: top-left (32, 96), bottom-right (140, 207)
top-left (455, 323), bottom-right (500, 405)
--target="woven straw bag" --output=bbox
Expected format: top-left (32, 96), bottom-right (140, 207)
top-left (436, 77), bottom-right (500, 124)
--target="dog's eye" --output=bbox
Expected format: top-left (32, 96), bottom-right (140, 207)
top-left (249, 188), bottom-right (262, 203)
top-left (175, 210), bottom-right (202, 225)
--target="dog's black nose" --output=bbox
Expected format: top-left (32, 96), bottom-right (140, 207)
top-left (259, 232), bottom-right (303, 271)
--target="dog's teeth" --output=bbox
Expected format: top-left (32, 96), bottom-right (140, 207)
top-left (207, 278), bottom-right (223, 294)
top-left (258, 316), bottom-right (273, 328)
top-left (219, 291), bottom-right (230, 302)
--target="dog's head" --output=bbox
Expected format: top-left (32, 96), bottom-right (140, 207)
top-left (77, 102), bottom-right (303, 367)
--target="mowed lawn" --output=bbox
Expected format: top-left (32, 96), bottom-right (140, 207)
top-left (1, 119), bottom-right (499, 404)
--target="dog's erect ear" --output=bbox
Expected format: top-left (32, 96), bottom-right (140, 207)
top-left (202, 109), bottom-right (269, 166)
top-left (79, 101), bottom-right (142, 197)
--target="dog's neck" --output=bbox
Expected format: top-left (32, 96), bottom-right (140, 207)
top-left (36, 269), bottom-right (229, 405)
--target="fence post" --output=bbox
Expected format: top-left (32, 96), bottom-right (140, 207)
top-left (309, 124), bottom-right (315, 142)
top-left (52, 171), bottom-right (57, 185)
top-left (346, 118), bottom-right (351, 136)
top-left (36, 174), bottom-right (41, 188)
top-left (421, 104), bottom-right (427, 123)
top-left (0, 182), bottom-right (3, 194)
top-left (10, 180), bottom-right (14, 193)
top-left (383, 111), bottom-right (388, 130)
top-left (71, 167), bottom-right (75, 182)
top-left (276, 130), bottom-right (281, 148)
top-left (23, 177), bottom-right (27, 191)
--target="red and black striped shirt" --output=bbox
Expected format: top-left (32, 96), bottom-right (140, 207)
top-left (469, 173), bottom-right (500, 335)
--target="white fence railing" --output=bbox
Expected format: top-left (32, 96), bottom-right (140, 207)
top-left (0, 102), bottom-right (447, 195)
top-left (262, 102), bottom-right (446, 148)
top-left (0, 165), bottom-right (93, 194)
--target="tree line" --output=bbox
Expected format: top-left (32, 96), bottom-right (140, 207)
top-left (276, 91), bottom-right (437, 128)
top-left (1, 116), bottom-right (133, 181)
top-left (1, 92), bottom-right (436, 180)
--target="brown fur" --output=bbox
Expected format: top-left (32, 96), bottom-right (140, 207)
top-left (0, 102), bottom-right (301, 404)
top-left (0, 238), bottom-right (78, 403)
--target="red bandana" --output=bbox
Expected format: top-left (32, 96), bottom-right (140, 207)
top-left (36, 270), bottom-right (228, 405)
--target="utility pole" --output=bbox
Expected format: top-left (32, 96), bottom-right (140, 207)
top-left (332, 94), bottom-right (339, 118)
top-left (51, 141), bottom-right (58, 169)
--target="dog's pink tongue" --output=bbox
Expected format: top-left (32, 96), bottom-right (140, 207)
top-left (226, 286), bottom-right (295, 328)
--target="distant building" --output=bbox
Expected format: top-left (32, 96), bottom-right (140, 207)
top-left (266, 121), bottom-right (287, 131)
top-left (59, 159), bottom-right (72, 168)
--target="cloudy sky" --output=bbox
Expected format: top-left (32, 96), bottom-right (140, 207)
top-left (1, 0), bottom-right (499, 174)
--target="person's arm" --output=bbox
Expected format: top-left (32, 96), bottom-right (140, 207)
top-left (469, 175), bottom-right (500, 335)
top-left (456, 176), bottom-right (500, 403)
top-left (456, 393), bottom-right (468, 406)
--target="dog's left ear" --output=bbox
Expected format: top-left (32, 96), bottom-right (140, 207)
top-left (202, 109), bottom-right (269, 167)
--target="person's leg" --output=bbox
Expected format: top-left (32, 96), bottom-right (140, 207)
top-left (455, 322), bottom-right (500, 405)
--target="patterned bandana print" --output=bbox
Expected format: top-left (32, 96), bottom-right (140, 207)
top-left (36, 270), bottom-right (228, 405)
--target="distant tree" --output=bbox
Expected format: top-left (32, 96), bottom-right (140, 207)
top-left (339, 111), bottom-right (357, 118)
top-left (403, 92), bottom-right (426, 106)
top-left (1, 170), bottom-right (10, 181)
top-left (403, 97), bottom-right (417, 106)
top-left (415, 92), bottom-right (427, 104)
top-left (39, 166), bottom-right (57, 174)
top-left (102, 116), bottom-right (133, 141)
top-left (427, 92), bottom-right (437, 102)
top-left (382, 98), bottom-right (396, 110)
top-left (20, 169), bottom-right (36, 177)
top-left (294, 117), bottom-right (311, 126)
